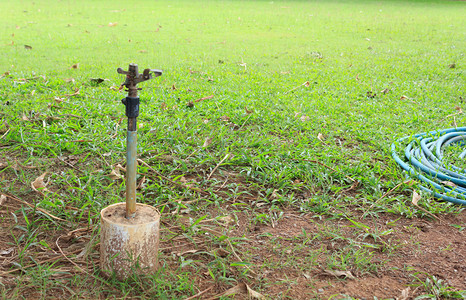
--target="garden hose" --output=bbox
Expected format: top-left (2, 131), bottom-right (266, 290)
top-left (391, 127), bottom-right (466, 206)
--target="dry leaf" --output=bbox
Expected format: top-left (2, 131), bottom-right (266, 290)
top-left (24, 45), bottom-right (32, 50)
top-left (441, 181), bottom-right (457, 188)
top-left (214, 248), bottom-right (230, 257)
top-left (195, 95), bottom-right (214, 103)
top-left (455, 106), bottom-right (463, 113)
top-left (400, 95), bottom-right (410, 100)
top-left (136, 176), bottom-right (146, 190)
top-left (0, 247), bottom-right (14, 256)
top-left (186, 101), bottom-right (194, 108)
top-left (108, 22), bottom-right (118, 27)
top-left (160, 102), bottom-right (168, 110)
top-left (64, 88), bottom-right (80, 96)
top-left (90, 78), bottom-right (108, 84)
top-left (108, 169), bottom-right (122, 180)
top-left (202, 137), bottom-right (213, 148)
top-left (317, 133), bottom-right (325, 141)
top-left (108, 165), bottom-right (125, 180)
top-left (381, 88), bottom-right (390, 94)
top-left (412, 191), bottom-right (421, 206)
top-left (65, 78), bottom-right (75, 83)
top-left (207, 283), bottom-right (246, 300)
top-left (245, 106), bottom-right (254, 114)
top-left (31, 172), bottom-right (50, 193)
top-left (366, 91), bottom-right (376, 98)
top-left (324, 269), bottom-right (356, 280)
top-left (180, 176), bottom-right (187, 184)
top-left (203, 119), bottom-right (209, 124)
top-left (399, 287), bottom-right (410, 300)
top-left (54, 97), bottom-right (65, 104)
top-left (138, 50), bottom-right (147, 53)
top-left (0, 162), bottom-right (7, 169)
top-left (115, 164), bottom-right (126, 172)
top-left (300, 115), bottom-right (309, 122)
top-left (22, 114), bottom-right (30, 121)
top-left (271, 189), bottom-right (280, 199)
top-left (206, 283), bottom-right (264, 300)
top-left (220, 115), bottom-right (230, 122)
top-left (411, 190), bottom-right (441, 221)
top-left (71, 63), bottom-right (79, 69)
top-left (0, 194), bottom-right (6, 206)
top-left (245, 284), bottom-right (265, 299)
top-left (448, 63), bottom-right (456, 69)
top-left (171, 83), bottom-right (177, 90)
top-left (216, 215), bottom-right (235, 227)
top-left (304, 81), bottom-right (310, 87)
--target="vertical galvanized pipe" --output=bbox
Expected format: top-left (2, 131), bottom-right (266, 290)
top-left (126, 118), bottom-right (137, 218)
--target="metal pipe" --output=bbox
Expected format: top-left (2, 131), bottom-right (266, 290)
top-left (117, 63), bottom-right (162, 219)
top-left (126, 130), bottom-right (137, 218)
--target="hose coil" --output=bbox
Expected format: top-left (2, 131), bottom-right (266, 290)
top-left (391, 127), bottom-right (466, 206)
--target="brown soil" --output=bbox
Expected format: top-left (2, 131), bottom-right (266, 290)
top-left (0, 163), bottom-right (465, 299)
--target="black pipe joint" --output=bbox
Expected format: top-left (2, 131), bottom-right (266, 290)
top-left (121, 97), bottom-right (140, 118)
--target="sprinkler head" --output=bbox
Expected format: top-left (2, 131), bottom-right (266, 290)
top-left (117, 63), bottom-right (162, 97)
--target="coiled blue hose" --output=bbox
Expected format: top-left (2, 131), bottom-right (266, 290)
top-left (391, 127), bottom-right (466, 206)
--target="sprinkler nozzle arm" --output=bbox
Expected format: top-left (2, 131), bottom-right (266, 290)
top-left (117, 66), bottom-right (163, 88)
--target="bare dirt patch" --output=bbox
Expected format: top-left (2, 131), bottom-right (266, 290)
top-left (1, 172), bottom-right (465, 299)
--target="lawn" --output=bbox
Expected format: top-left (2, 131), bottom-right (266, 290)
top-left (0, 0), bottom-right (465, 299)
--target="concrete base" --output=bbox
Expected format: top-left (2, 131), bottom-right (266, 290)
top-left (100, 202), bottom-right (160, 279)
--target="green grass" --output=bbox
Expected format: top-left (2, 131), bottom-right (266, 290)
top-left (0, 0), bottom-right (465, 299)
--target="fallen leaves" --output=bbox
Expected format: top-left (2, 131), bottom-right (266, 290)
top-left (64, 88), bottom-right (80, 97)
top-left (366, 91), bottom-right (376, 98)
top-left (202, 137), bottom-right (213, 148)
top-left (411, 191), bottom-right (440, 221)
top-left (399, 287), bottom-right (410, 300)
top-left (108, 164), bottom-right (125, 180)
top-left (380, 88), bottom-right (390, 94)
top-left (24, 45), bottom-right (32, 50)
top-left (195, 95), bottom-right (213, 103)
top-left (411, 191), bottom-right (421, 206)
top-left (300, 115), bottom-right (310, 122)
top-left (400, 95), bottom-right (418, 104)
top-left (441, 181), bottom-right (457, 188)
top-left (0, 194), bottom-right (6, 206)
top-left (70, 63), bottom-right (79, 69)
top-left (108, 22), bottom-right (118, 27)
top-left (285, 81), bottom-right (311, 94)
top-left (206, 283), bottom-right (265, 300)
top-left (90, 78), bottom-right (109, 84)
top-left (317, 133), bottom-right (325, 141)
top-left (323, 269), bottom-right (356, 280)
top-left (31, 172), bottom-right (50, 194)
